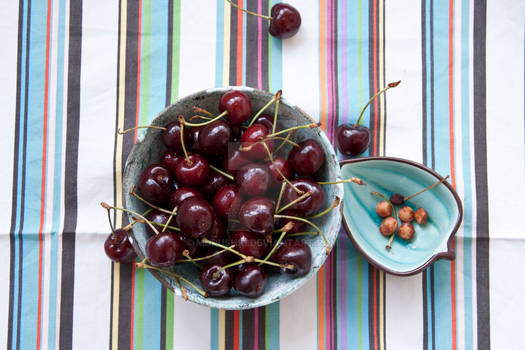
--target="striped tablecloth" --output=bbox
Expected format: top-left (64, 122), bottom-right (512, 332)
top-left (1, 0), bottom-right (523, 349)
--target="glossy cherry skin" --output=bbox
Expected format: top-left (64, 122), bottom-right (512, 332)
top-left (283, 178), bottom-right (325, 216)
top-left (224, 147), bottom-right (250, 173)
top-left (288, 139), bottom-right (325, 176)
top-left (272, 239), bottom-right (311, 277)
top-left (254, 114), bottom-right (280, 133)
top-left (162, 121), bottom-right (191, 152)
top-left (197, 246), bottom-right (236, 266)
top-left (104, 229), bottom-right (137, 263)
top-left (238, 197), bottom-right (275, 235)
top-left (278, 209), bottom-right (307, 234)
top-left (335, 124), bottom-right (371, 156)
top-left (235, 163), bottom-right (271, 196)
top-left (268, 156), bottom-right (292, 188)
top-left (173, 154), bottom-right (210, 186)
top-left (213, 185), bottom-right (242, 217)
top-left (219, 90), bottom-right (252, 125)
top-left (198, 120), bottom-right (232, 156)
top-left (145, 231), bottom-right (184, 267)
top-left (230, 230), bottom-right (269, 258)
top-left (234, 264), bottom-right (267, 298)
top-left (268, 3), bottom-right (301, 39)
top-left (201, 172), bottom-right (231, 199)
top-left (189, 125), bottom-right (203, 152)
top-left (169, 186), bottom-right (202, 209)
top-left (231, 125), bottom-right (243, 142)
top-left (240, 124), bottom-right (274, 160)
top-left (206, 216), bottom-right (227, 242)
top-left (160, 149), bottom-right (181, 174)
top-left (176, 197), bottom-right (215, 239)
top-left (137, 164), bottom-right (173, 205)
top-left (180, 236), bottom-right (200, 257)
top-left (199, 264), bottom-right (233, 297)
top-left (144, 210), bottom-right (171, 236)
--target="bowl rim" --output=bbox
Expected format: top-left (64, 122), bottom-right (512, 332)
top-left (339, 156), bottom-right (463, 276)
top-left (123, 86), bottom-right (343, 309)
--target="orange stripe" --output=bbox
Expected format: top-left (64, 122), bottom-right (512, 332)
top-left (319, 0), bottom-right (327, 131)
top-left (236, 0), bottom-right (243, 86)
top-left (233, 311), bottom-right (240, 350)
top-left (317, 265), bottom-right (326, 350)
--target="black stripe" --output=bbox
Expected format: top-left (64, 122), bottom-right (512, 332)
top-left (422, 272), bottom-right (428, 350)
top-left (430, 0), bottom-right (435, 170)
top-left (165, 0), bottom-right (173, 106)
top-left (241, 309), bottom-right (255, 350)
top-left (473, 1), bottom-right (490, 348)
top-left (224, 311), bottom-right (234, 350)
top-left (430, 267), bottom-right (436, 350)
top-left (160, 288), bottom-right (167, 350)
top-left (59, 0), bottom-right (82, 349)
top-left (261, 0), bottom-right (269, 92)
top-left (258, 306), bottom-right (266, 349)
top-left (421, 0), bottom-right (428, 166)
top-left (229, 4), bottom-right (238, 86)
top-left (245, 0), bottom-right (259, 89)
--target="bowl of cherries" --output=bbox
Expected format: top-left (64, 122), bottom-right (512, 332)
top-left (107, 86), bottom-right (353, 309)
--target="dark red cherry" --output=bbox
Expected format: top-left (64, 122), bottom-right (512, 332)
top-left (278, 209), bottom-right (307, 234)
top-left (230, 230), bottom-right (269, 258)
top-left (104, 229), bottom-right (136, 263)
top-left (269, 3), bottom-right (301, 39)
top-left (145, 231), bottom-right (184, 267)
top-left (288, 139), bottom-right (325, 176)
top-left (254, 114), bottom-right (280, 133)
top-left (240, 124), bottom-right (274, 160)
top-left (238, 197), bottom-right (275, 235)
top-left (219, 90), bottom-right (252, 125)
top-left (197, 246), bottom-right (236, 266)
top-left (335, 124), bottom-right (370, 156)
top-left (162, 121), bottom-right (191, 152)
top-left (206, 216), bottom-right (227, 242)
top-left (234, 264), bottom-right (267, 298)
top-left (268, 156), bottom-right (292, 188)
top-left (176, 197), bottom-right (215, 239)
top-left (272, 239), bottom-right (311, 277)
top-left (169, 186), bottom-right (202, 209)
top-left (198, 120), bottom-right (232, 156)
top-left (180, 236), bottom-right (200, 257)
top-left (235, 163), bottom-right (270, 196)
top-left (224, 147), bottom-right (250, 173)
top-left (160, 149), bottom-right (181, 174)
top-left (201, 172), bottom-right (232, 199)
top-left (137, 164), bottom-right (173, 205)
top-left (213, 185), bottom-right (242, 217)
top-left (231, 125), bottom-right (243, 142)
top-left (283, 178), bottom-right (325, 216)
top-left (390, 193), bottom-right (405, 205)
top-left (173, 154), bottom-right (210, 186)
top-left (144, 210), bottom-right (171, 236)
top-left (199, 264), bottom-right (233, 297)
top-left (189, 125), bottom-right (203, 152)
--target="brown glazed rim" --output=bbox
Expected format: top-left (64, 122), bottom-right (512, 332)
top-left (339, 156), bottom-right (463, 276)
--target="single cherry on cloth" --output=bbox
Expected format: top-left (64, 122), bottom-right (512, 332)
top-left (268, 156), bottom-right (291, 188)
top-left (169, 186), bottom-right (202, 209)
top-left (235, 163), bottom-right (271, 197)
top-left (219, 90), bottom-right (252, 125)
top-left (283, 178), bottom-right (325, 216)
top-left (198, 120), bottom-right (232, 156)
top-left (241, 124), bottom-right (274, 160)
top-left (224, 147), bottom-right (250, 174)
top-left (199, 264), bottom-right (233, 297)
top-left (144, 210), bottom-right (171, 236)
top-left (137, 164), bottom-right (173, 205)
top-left (104, 229), bottom-right (137, 263)
top-left (234, 264), bottom-right (267, 298)
top-left (230, 230), bottom-right (269, 258)
top-left (272, 239), bottom-right (312, 277)
top-left (176, 197), bottom-right (215, 239)
top-left (160, 149), bottom-right (181, 174)
top-left (162, 121), bottom-right (191, 152)
top-left (213, 185), bottom-right (242, 218)
top-left (238, 197), bottom-right (275, 235)
top-left (201, 172), bottom-right (232, 199)
top-left (288, 139), bottom-right (325, 176)
top-left (173, 154), bottom-right (210, 186)
top-left (269, 3), bottom-right (301, 39)
top-left (145, 231), bottom-right (184, 267)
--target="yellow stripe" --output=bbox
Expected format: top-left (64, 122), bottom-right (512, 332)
top-left (218, 309), bottom-right (226, 350)
top-left (222, 4), bottom-right (230, 87)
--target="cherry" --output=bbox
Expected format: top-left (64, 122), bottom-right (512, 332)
top-left (254, 114), bottom-right (280, 133)
top-left (234, 264), bottom-right (267, 298)
top-left (231, 125), bottom-right (243, 142)
top-left (198, 120), bottom-right (232, 156)
top-left (145, 231), bottom-right (184, 267)
top-left (199, 264), bottom-right (232, 297)
top-left (235, 163), bottom-right (271, 196)
top-left (223, 147), bottom-right (250, 173)
top-left (201, 172), bottom-right (231, 199)
top-left (268, 157), bottom-right (292, 188)
top-left (160, 149), bottom-right (181, 174)
top-left (180, 236), bottom-right (200, 257)
top-left (288, 139), bottom-right (324, 176)
top-left (137, 164), bottom-right (173, 205)
top-left (230, 230), bottom-right (269, 258)
top-left (283, 178), bottom-right (325, 216)
top-left (219, 90), bottom-right (252, 125)
top-left (176, 197), bottom-right (215, 239)
top-left (197, 246), bottom-right (236, 266)
top-left (269, 4), bottom-right (301, 39)
top-left (278, 210), bottom-right (307, 234)
top-left (144, 210), bottom-right (171, 236)
top-left (173, 154), bottom-right (210, 186)
top-left (206, 216), bottom-right (227, 242)
top-left (272, 239), bottom-right (311, 277)
top-left (213, 185), bottom-right (242, 218)
top-left (162, 121), bottom-right (191, 152)
top-left (104, 229), bottom-right (137, 263)
top-left (169, 186), bottom-right (202, 209)
top-left (240, 124), bottom-right (274, 160)
top-left (189, 125), bottom-right (203, 152)
top-left (238, 197), bottom-right (275, 235)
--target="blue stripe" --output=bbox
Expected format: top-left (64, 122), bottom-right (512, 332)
top-left (268, 0), bottom-right (282, 92)
top-left (266, 303), bottom-right (280, 350)
top-left (143, 271), bottom-right (162, 350)
top-left (215, 0), bottom-right (224, 87)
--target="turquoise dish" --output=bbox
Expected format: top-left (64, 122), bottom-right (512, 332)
top-left (340, 157), bottom-right (462, 276)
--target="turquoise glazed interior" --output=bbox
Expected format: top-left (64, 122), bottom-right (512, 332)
top-left (340, 157), bottom-right (462, 275)
top-left (123, 86), bottom-right (343, 309)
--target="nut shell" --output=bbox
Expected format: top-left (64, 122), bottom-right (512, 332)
top-left (415, 208), bottom-right (428, 225)
top-left (398, 223), bottom-right (415, 241)
top-left (376, 201), bottom-right (392, 217)
top-left (398, 206), bottom-right (415, 223)
top-left (379, 217), bottom-right (398, 236)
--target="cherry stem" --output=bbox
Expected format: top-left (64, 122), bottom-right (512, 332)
top-left (190, 115), bottom-right (213, 121)
top-left (182, 110), bottom-right (228, 127)
top-left (318, 177), bottom-right (365, 186)
top-left (117, 125), bottom-right (166, 135)
top-left (266, 123), bottom-right (319, 138)
top-left (174, 276), bottom-right (188, 301)
top-left (213, 259), bottom-right (246, 279)
top-left (261, 141), bottom-right (303, 194)
top-left (288, 231), bottom-right (318, 237)
top-left (386, 233), bottom-right (396, 251)
top-left (370, 192), bottom-right (398, 251)
top-left (209, 164), bottom-right (234, 180)
top-left (141, 220), bottom-right (180, 232)
top-left (265, 136), bottom-right (299, 147)
top-left (275, 182), bottom-right (287, 212)
top-left (226, 0), bottom-right (273, 21)
top-left (130, 186), bottom-right (173, 215)
top-left (175, 245), bottom-right (234, 263)
top-left (307, 197), bottom-right (341, 219)
top-left (122, 221), bottom-right (137, 232)
top-left (269, 131), bottom-right (297, 156)
top-left (274, 214), bottom-right (331, 254)
top-left (138, 263), bottom-right (208, 297)
top-left (162, 206), bottom-right (178, 233)
top-left (182, 250), bottom-right (203, 269)
top-left (404, 175), bottom-right (450, 202)
top-left (178, 115), bottom-right (191, 164)
top-left (192, 106), bottom-right (215, 118)
top-left (272, 91), bottom-right (282, 134)
top-left (354, 80), bottom-right (401, 127)
top-left (258, 222), bottom-right (294, 266)
top-left (247, 90), bottom-right (282, 127)
top-left (103, 204), bottom-right (116, 238)
top-left (101, 202), bottom-right (159, 235)
top-left (276, 191), bottom-right (311, 214)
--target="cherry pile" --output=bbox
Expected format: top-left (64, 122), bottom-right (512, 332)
top-left (102, 89), bottom-right (360, 300)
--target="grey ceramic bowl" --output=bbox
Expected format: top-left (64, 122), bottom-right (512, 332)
top-left (123, 86), bottom-right (343, 310)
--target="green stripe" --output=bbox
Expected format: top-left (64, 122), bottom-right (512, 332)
top-left (165, 290), bottom-right (174, 349)
top-left (170, 1), bottom-right (181, 103)
top-left (135, 269), bottom-right (146, 350)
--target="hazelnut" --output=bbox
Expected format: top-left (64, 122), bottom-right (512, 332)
top-left (398, 206), bottom-right (415, 222)
top-left (398, 223), bottom-right (415, 241)
top-left (415, 208), bottom-right (428, 225)
top-left (379, 217), bottom-right (398, 236)
top-left (390, 193), bottom-right (404, 205)
top-left (376, 201), bottom-right (392, 217)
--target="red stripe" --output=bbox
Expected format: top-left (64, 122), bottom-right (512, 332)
top-left (233, 311), bottom-right (240, 350)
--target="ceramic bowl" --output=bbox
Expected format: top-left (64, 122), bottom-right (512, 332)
top-left (340, 157), bottom-right (462, 276)
top-left (123, 86), bottom-right (343, 309)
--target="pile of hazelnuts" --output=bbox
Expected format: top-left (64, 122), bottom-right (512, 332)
top-left (375, 199), bottom-right (428, 243)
